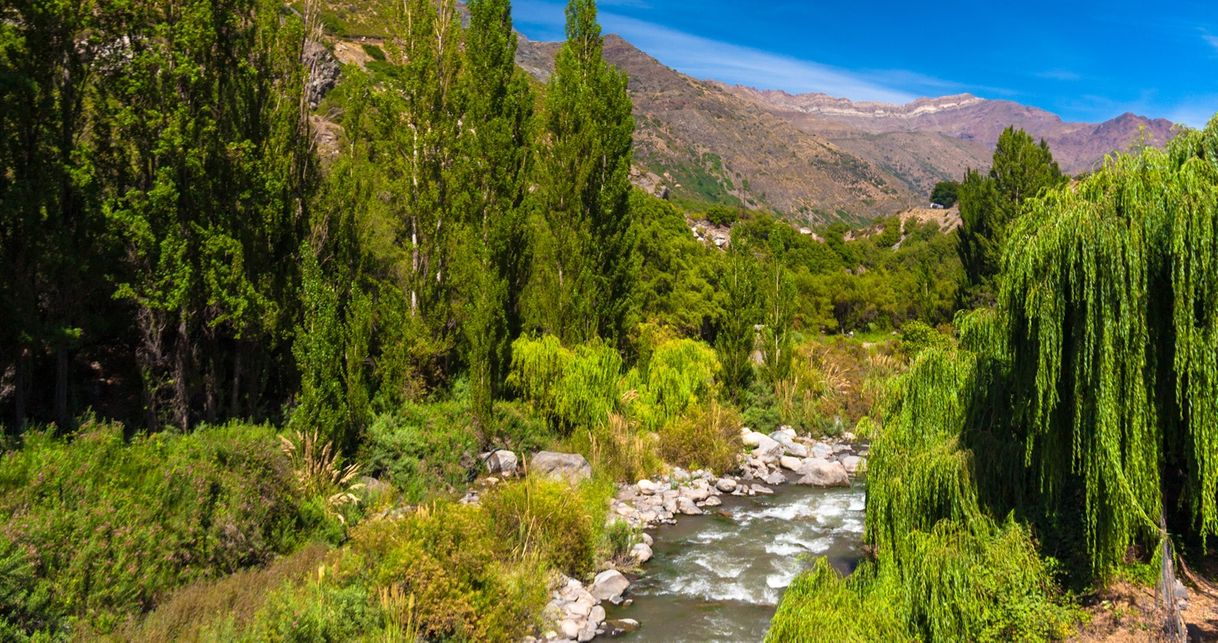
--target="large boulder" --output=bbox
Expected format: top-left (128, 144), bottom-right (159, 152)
top-left (531, 451), bottom-right (592, 484)
top-left (840, 455), bottom-right (864, 475)
top-left (590, 569), bottom-right (630, 603)
top-left (796, 458), bottom-right (850, 487)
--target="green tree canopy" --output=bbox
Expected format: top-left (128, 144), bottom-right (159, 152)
top-left (957, 127), bottom-right (1065, 306)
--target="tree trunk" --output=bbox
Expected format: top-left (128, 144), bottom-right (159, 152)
top-left (173, 316), bottom-right (190, 431)
top-left (54, 344), bottom-right (68, 429)
top-left (13, 347), bottom-right (28, 431)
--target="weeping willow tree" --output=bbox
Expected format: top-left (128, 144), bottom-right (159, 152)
top-left (1002, 118), bottom-right (1218, 573)
top-left (771, 118), bottom-right (1218, 640)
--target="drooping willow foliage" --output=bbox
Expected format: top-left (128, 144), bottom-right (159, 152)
top-left (1003, 118), bottom-right (1218, 572)
top-left (772, 119), bottom-right (1218, 639)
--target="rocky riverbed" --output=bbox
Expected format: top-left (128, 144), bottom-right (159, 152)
top-left (512, 426), bottom-right (869, 642)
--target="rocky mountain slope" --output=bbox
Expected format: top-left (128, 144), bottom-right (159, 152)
top-left (516, 35), bottom-right (1179, 222)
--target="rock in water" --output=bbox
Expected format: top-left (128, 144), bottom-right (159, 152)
top-left (631, 542), bottom-right (653, 563)
top-left (715, 477), bottom-right (738, 492)
top-left (590, 570), bottom-right (630, 603)
top-left (530, 451), bottom-right (592, 484)
top-left (796, 458), bottom-right (850, 487)
top-left (840, 455), bottom-right (863, 475)
top-left (486, 450), bottom-right (518, 476)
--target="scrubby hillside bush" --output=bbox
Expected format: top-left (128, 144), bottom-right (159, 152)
top-left (0, 421), bottom-right (327, 636)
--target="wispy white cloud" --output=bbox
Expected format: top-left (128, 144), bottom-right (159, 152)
top-left (1035, 69), bottom-right (1081, 81)
top-left (513, 0), bottom-right (930, 104)
top-left (1167, 96), bottom-right (1218, 129)
top-left (1205, 32), bottom-right (1218, 52)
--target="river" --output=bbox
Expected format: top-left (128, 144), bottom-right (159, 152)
top-left (606, 481), bottom-right (866, 642)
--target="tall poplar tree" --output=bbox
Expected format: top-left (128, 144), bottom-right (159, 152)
top-left (376, 0), bottom-right (465, 385)
top-left (455, 0), bottom-right (533, 429)
top-left (525, 0), bottom-right (636, 345)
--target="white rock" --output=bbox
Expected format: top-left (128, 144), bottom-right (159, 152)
top-left (560, 619), bottom-right (581, 639)
top-left (531, 451), bottom-right (592, 484)
top-left (742, 430), bottom-right (764, 447)
top-left (636, 479), bottom-right (659, 494)
top-left (764, 471), bottom-right (786, 486)
top-left (589, 604), bottom-right (606, 625)
top-left (752, 435), bottom-right (784, 459)
top-left (703, 495), bottom-right (722, 507)
top-left (642, 532), bottom-right (653, 546)
top-left (716, 477), bottom-right (738, 492)
top-left (631, 542), bottom-right (653, 563)
top-left (796, 458), bottom-right (850, 487)
top-left (683, 486), bottom-right (710, 501)
top-left (590, 570), bottom-right (630, 602)
top-left (677, 496), bottom-right (703, 515)
top-left (840, 455), bottom-right (863, 474)
top-left (486, 449), bottom-right (519, 475)
top-left (751, 484), bottom-right (774, 494)
top-left (771, 431), bottom-right (809, 458)
top-left (578, 622), bottom-right (597, 642)
top-left (567, 597), bottom-right (593, 618)
top-left (780, 455), bottom-right (802, 471)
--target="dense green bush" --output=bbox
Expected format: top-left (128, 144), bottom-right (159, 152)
top-left (658, 401), bottom-right (742, 474)
top-left (482, 476), bottom-right (610, 578)
top-left (0, 422), bottom-right (324, 636)
top-left (360, 403), bottom-right (480, 503)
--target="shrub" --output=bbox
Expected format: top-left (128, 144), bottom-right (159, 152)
top-left (565, 413), bottom-right (663, 483)
top-left (118, 542), bottom-right (330, 642)
top-left (508, 335), bottom-right (623, 432)
top-left (658, 401), bottom-right (742, 475)
top-left (326, 503), bottom-right (549, 641)
top-left (481, 477), bottom-right (609, 578)
top-left (360, 43), bottom-right (386, 61)
top-left (360, 403), bottom-right (479, 502)
top-left (0, 421), bottom-right (320, 635)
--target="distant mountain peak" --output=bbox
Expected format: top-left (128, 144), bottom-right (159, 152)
top-left (514, 32), bottom-right (1179, 222)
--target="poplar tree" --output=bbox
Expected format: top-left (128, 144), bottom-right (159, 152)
top-left (958, 127), bottom-right (1065, 306)
top-left (455, 0), bottom-right (533, 429)
top-left (376, 0), bottom-right (464, 384)
top-left (525, 0), bottom-right (636, 345)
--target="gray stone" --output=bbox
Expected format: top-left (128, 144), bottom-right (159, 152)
top-left (589, 604), bottom-right (606, 626)
top-left (752, 484), bottom-right (774, 494)
top-left (486, 449), bottom-right (519, 475)
top-left (636, 479), bottom-right (660, 494)
top-left (741, 430), bottom-right (764, 447)
top-left (682, 485), bottom-right (710, 501)
top-left (840, 455), bottom-right (863, 475)
top-left (604, 619), bottom-right (640, 635)
top-left (702, 495), bottom-right (722, 507)
top-left (590, 569), bottom-right (630, 602)
top-left (796, 458), bottom-right (850, 487)
top-left (559, 619), bottom-right (580, 639)
top-left (677, 496), bottom-right (703, 515)
top-left (764, 471), bottom-right (787, 486)
top-left (716, 477), bottom-right (738, 492)
top-left (779, 455), bottom-right (802, 471)
top-left (531, 451), bottom-right (592, 484)
top-left (631, 542), bottom-right (653, 562)
top-left (752, 435), bottom-right (784, 459)
top-left (770, 431), bottom-right (808, 457)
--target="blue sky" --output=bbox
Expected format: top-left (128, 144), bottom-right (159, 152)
top-left (511, 0), bottom-right (1218, 127)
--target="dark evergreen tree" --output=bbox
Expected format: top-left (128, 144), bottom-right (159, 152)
top-left (957, 127), bottom-right (1065, 306)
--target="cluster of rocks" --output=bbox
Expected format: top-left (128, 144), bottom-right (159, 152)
top-left (739, 426), bottom-right (866, 487)
top-left (468, 428), bottom-right (866, 641)
top-left (525, 571), bottom-right (641, 642)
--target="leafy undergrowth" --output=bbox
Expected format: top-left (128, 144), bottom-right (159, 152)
top-left (0, 421), bottom-right (341, 638)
